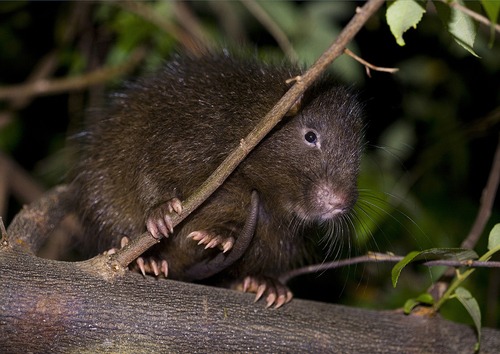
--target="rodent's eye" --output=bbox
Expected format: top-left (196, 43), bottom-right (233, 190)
top-left (304, 130), bottom-right (319, 147)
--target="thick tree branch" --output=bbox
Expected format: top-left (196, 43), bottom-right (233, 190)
top-left (1, 246), bottom-right (499, 353)
top-left (6, 185), bottom-right (73, 255)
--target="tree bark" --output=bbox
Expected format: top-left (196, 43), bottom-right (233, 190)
top-left (1, 245), bottom-right (499, 353)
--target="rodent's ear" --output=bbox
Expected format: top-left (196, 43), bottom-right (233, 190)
top-left (285, 94), bottom-right (303, 117)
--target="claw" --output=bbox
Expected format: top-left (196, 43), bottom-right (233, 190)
top-left (105, 248), bottom-right (117, 255)
top-left (146, 219), bottom-right (160, 239)
top-left (136, 257), bottom-right (146, 276)
top-left (135, 256), bottom-right (169, 278)
top-left (222, 237), bottom-right (234, 253)
top-left (205, 237), bottom-right (220, 249)
top-left (104, 237), bottom-right (131, 256)
top-left (266, 293), bottom-right (277, 308)
top-left (242, 276), bottom-right (252, 292)
top-left (169, 198), bottom-right (183, 214)
top-left (156, 219), bottom-right (170, 238)
top-left (146, 198), bottom-right (182, 238)
top-left (160, 259), bottom-right (169, 278)
top-left (255, 284), bottom-right (266, 302)
top-left (233, 276), bottom-right (293, 308)
top-left (274, 294), bottom-right (287, 309)
top-left (187, 231), bottom-right (202, 240)
top-left (188, 230), bottom-right (235, 253)
top-left (120, 236), bottom-right (130, 248)
top-left (150, 259), bottom-right (160, 276)
top-left (163, 215), bottom-right (174, 234)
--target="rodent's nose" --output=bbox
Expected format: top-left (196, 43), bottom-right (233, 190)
top-left (323, 198), bottom-right (349, 219)
top-left (315, 184), bottom-right (350, 220)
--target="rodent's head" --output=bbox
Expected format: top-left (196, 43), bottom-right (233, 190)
top-left (244, 80), bottom-right (364, 224)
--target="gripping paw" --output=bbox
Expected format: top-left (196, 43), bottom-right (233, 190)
top-left (233, 276), bottom-right (293, 309)
top-left (146, 197), bottom-right (183, 239)
top-left (104, 236), bottom-right (169, 278)
top-left (187, 230), bottom-right (235, 253)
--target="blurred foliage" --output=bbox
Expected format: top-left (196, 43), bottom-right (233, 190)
top-left (0, 0), bottom-right (498, 328)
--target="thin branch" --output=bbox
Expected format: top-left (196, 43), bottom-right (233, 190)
top-left (112, 0), bottom-right (387, 271)
top-left (0, 151), bottom-right (44, 205)
top-left (425, 260), bottom-right (500, 268)
top-left (115, 1), bottom-right (210, 56)
top-left (208, 1), bottom-right (248, 44)
top-left (344, 48), bottom-right (399, 77)
top-left (9, 50), bottom-right (59, 109)
top-left (280, 252), bottom-right (500, 284)
top-left (426, 133), bottom-right (500, 302)
top-left (443, 0), bottom-right (500, 34)
top-left (8, 2), bottom-right (88, 109)
top-left (0, 47), bottom-right (146, 101)
top-left (461, 133), bottom-right (500, 250)
top-left (280, 253), bottom-right (395, 283)
top-left (240, 0), bottom-right (299, 63)
top-left (171, 2), bottom-right (214, 53)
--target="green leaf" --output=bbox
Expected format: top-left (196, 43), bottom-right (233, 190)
top-left (481, 0), bottom-right (500, 46)
top-left (403, 298), bottom-right (419, 314)
top-left (454, 287), bottom-right (481, 350)
top-left (403, 293), bottom-right (434, 314)
top-left (488, 223), bottom-right (500, 251)
top-left (386, 0), bottom-right (426, 46)
top-left (481, 0), bottom-right (500, 25)
top-left (434, 0), bottom-right (480, 57)
top-left (392, 250), bottom-right (419, 287)
top-left (415, 292), bottom-right (435, 305)
top-left (392, 248), bottom-right (478, 287)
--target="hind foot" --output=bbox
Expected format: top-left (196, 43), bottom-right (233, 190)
top-left (233, 275), bottom-right (293, 309)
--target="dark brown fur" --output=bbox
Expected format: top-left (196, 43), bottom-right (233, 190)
top-left (73, 52), bottom-right (364, 285)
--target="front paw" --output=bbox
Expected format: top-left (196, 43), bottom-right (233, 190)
top-left (233, 276), bottom-right (293, 309)
top-left (187, 230), bottom-right (235, 253)
top-left (146, 197), bottom-right (183, 238)
top-left (104, 236), bottom-right (169, 278)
